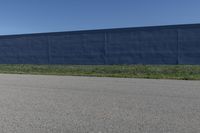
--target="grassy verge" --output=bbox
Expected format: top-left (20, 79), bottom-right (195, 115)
top-left (0, 65), bottom-right (199, 80)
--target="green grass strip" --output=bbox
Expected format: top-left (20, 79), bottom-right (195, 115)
top-left (0, 65), bottom-right (199, 80)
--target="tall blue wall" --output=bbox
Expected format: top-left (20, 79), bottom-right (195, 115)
top-left (0, 24), bottom-right (200, 64)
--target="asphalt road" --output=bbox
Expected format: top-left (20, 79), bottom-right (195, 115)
top-left (0, 74), bottom-right (199, 133)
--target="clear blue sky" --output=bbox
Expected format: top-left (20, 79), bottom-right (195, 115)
top-left (0, 0), bottom-right (200, 35)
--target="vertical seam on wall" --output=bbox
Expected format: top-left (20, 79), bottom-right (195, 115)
top-left (177, 29), bottom-right (180, 64)
top-left (104, 32), bottom-right (107, 64)
top-left (47, 36), bottom-right (51, 64)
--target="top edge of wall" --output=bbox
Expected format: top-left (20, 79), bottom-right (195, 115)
top-left (1, 23), bottom-right (200, 38)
